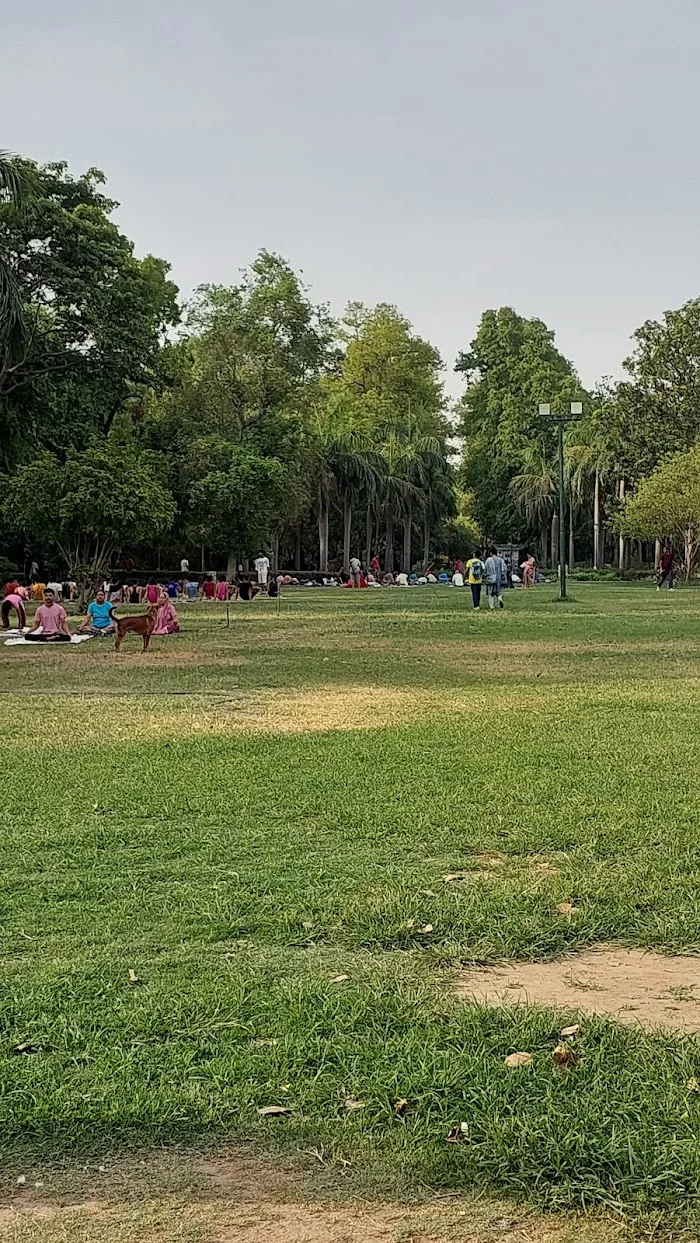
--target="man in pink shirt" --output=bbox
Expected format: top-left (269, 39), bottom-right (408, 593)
top-left (25, 588), bottom-right (72, 642)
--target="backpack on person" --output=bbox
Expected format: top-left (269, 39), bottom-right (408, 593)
top-left (470, 559), bottom-right (483, 583)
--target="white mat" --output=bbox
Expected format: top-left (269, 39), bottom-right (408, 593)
top-left (4, 634), bottom-right (93, 646)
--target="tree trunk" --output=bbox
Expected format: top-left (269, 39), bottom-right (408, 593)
top-left (551, 512), bottom-right (558, 568)
top-left (227, 550), bottom-right (237, 577)
top-left (423, 517), bottom-right (430, 569)
top-left (540, 518), bottom-right (548, 566)
top-left (654, 538), bottom-right (662, 571)
top-left (201, 543), bottom-right (205, 572)
top-left (384, 511), bottom-right (394, 573)
top-left (618, 478), bottom-right (626, 571)
top-left (318, 485), bottom-right (329, 573)
top-left (402, 505), bottom-right (412, 574)
top-left (365, 505), bottom-right (372, 570)
top-left (294, 525), bottom-right (302, 572)
top-left (593, 470), bottom-right (601, 569)
top-left (343, 495), bottom-right (352, 572)
top-left (272, 532), bottom-right (279, 574)
top-left (568, 506), bottom-right (574, 569)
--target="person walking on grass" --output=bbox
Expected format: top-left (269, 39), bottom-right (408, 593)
top-left (484, 546), bottom-right (508, 610)
top-left (349, 554), bottom-right (362, 587)
top-left (25, 587), bottom-right (72, 642)
top-left (466, 550), bottom-right (485, 610)
top-left (658, 546), bottom-right (675, 591)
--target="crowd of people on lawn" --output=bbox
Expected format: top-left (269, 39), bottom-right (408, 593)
top-left (1, 544), bottom-right (680, 639)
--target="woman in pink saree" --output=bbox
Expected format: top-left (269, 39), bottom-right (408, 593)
top-left (520, 554), bottom-right (536, 588)
top-left (153, 590), bottom-right (180, 635)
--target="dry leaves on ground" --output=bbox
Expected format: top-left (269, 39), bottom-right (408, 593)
top-left (257, 1105), bottom-right (293, 1117)
top-left (552, 1043), bottom-right (579, 1069)
top-left (559, 1024), bottom-right (582, 1038)
top-left (504, 1052), bottom-right (534, 1068)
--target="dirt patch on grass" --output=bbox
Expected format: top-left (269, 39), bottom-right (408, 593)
top-left (455, 945), bottom-right (700, 1031)
top-left (0, 1149), bottom-right (626, 1242)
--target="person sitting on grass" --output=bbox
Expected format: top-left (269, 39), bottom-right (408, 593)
top-left (215, 576), bottom-right (229, 601)
top-left (25, 587), bottom-right (72, 642)
top-left (78, 588), bottom-right (116, 636)
top-left (234, 578), bottom-right (260, 601)
top-left (152, 588), bottom-right (180, 635)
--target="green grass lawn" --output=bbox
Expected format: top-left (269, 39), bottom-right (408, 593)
top-left (2, 584), bottom-right (700, 1227)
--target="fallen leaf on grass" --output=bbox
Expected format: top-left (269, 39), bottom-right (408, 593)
top-left (446, 1121), bottom-right (469, 1144)
top-left (686, 1076), bottom-right (699, 1092)
top-left (127, 969), bottom-right (140, 985)
top-left (559, 1024), bottom-right (582, 1039)
top-left (15, 1176), bottom-right (25, 1187)
top-left (258, 1105), bottom-right (293, 1117)
top-left (443, 873), bottom-right (465, 884)
top-left (393, 1098), bottom-right (409, 1116)
top-left (420, 924), bottom-right (434, 934)
top-left (555, 902), bottom-right (579, 916)
top-left (343, 1096), bottom-right (366, 1111)
top-left (251, 1038), bottom-right (278, 1048)
top-left (420, 889), bottom-right (437, 897)
top-left (12, 1042), bottom-right (39, 1056)
top-left (330, 974), bottom-right (349, 984)
top-left (552, 1043), bottom-right (579, 1069)
top-left (504, 1052), bottom-right (533, 1068)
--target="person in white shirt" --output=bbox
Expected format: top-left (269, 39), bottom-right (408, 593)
top-left (180, 557), bottom-right (189, 575)
top-left (46, 580), bottom-right (64, 601)
top-left (254, 554), bottom-right (270, 589)
top-left (349, 555), bottom-right (362, 587)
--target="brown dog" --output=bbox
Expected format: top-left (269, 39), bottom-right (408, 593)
top-left (114, 604), bottom-right (158, 653)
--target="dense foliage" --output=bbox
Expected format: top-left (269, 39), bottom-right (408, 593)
top-left (2, 149), bottom-right (700, 583)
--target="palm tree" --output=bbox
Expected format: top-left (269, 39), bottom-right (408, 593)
top-left (378, 428), bottom-right (445, 573)
top-left (511, 450), bottom-right (557, 565)
top-left (566, 403), bottom-right (617, 568)
top-left (329, 431), bottom-right (382, 572)
top-left (0, 151), bottom-right (32, 359)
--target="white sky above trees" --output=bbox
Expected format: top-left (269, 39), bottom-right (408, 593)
top-left (4, 0), bottom-right (700, 396)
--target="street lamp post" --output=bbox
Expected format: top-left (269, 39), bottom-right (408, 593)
top-left (539, 402), bottom-right (583, 600)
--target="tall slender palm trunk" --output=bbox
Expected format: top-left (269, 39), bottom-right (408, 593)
top-left (402, 505), bottom-right (412, 574)
top-left (318, 483), bottom-right (329, 572)
top-left (568, 506), bottom-right (574, 568)
top-left (294, 525), bottom-right (302, 571)
top-left (365, 505), bottom-right (373, 570)
top-left (551, 512), bottom-right (558, 568)
top-left (618, 479), bottom-right (626, 571)
top-left (343, 495), bottom-right (352, 572)
top-left (384, 511), bottom-right (394, 573)
top-left (593, 470), bottom-right (601, 569)
top-left (423, 517), bottom-right (430, 569)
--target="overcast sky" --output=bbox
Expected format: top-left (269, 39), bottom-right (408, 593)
top-left (4, 0), bottom-right (700, 396)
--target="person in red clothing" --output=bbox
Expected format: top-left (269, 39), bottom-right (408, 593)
top-left (658, 546), bottom-right (675, 591)
top-left (203, 577), bottom-right (216, 600)
top-left (370, 554), bottom-right (380, 578)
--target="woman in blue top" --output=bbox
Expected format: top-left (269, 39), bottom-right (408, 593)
top-left (78, 588), bottom-right (116, 636)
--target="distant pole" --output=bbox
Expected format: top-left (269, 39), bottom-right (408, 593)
top-left (539, 402), bottom-right (583, 600)
top-left (558, 419), bottom-right (567, 600)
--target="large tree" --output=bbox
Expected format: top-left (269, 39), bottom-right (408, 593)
top-left (619, 444), bottom-right (700, 581)
top-left (2, 443), bottom-right (175, 597)
top-left (456, 307), bottom-right (584, 545)
top-left (0, 157), bottom-right (179, 468)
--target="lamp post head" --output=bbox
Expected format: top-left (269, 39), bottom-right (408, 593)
top-left (570, 401), bottom-right (583, 415)
top-left (539, 403), bottom-right (551, 417)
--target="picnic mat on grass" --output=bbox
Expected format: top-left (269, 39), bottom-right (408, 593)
top-left (4, 633), bottom-right (93, 646)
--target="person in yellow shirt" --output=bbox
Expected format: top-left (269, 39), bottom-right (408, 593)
top-left (31, 581), bottom-right (46, 601)
top-left (465, 552), bottom-right (484, 610)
